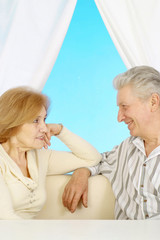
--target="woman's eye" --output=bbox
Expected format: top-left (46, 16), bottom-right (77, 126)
top-left (33, 119), bottom-right (39, 123)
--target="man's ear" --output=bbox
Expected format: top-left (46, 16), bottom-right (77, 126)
top-left (150, 93), bottom-right (160, 111)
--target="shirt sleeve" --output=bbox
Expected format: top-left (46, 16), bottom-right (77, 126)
top-left (46, 126), bottom-right (102, 175)
top-left (88, 145), bottom-right (119, 181)
top-left (0, 169), bottom-right (22, 219)
top-left (148, 214), bottom-right (160, 220)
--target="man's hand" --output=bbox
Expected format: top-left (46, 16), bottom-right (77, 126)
top-left (62, 168), bottom-right (91, 213)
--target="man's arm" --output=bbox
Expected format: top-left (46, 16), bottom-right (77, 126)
top-left (149, 214), bottom-right (160, 220)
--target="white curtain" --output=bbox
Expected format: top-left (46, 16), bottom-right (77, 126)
top-left (94, 0), bottom-right (160, 71)
top-left (0, 0), bottom-right (77, 95)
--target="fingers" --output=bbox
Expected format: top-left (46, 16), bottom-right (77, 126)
top-left (45, 131), bottom-right (51, 143)
top-left (43, 124), bottom-right (61, 148)
top-left (62, 176), bottom-right (89, 213)
top-left (62, 187), bottom-right (74, 210)
top-left (43, 124), bottom-right (63, 148)
top-left (63, 191), bottom-right (81, 213)
top-left (46, 124), bottom-right (62, 136)
top-left (70, 193), bottom-right (82, 213)
top-left (43, 133), bottom-right (51, 149)
top-left (62, 188), bottom-right (82, 213)
top-left (82, 188), bottom-right (88, 208)
top-left (62, 169), bottom-right (90, 213)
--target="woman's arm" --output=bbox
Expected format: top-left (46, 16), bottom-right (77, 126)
top-left (45, 125), bottom-right (102, 175)
top-left (42, 124), bottom-right (102, 212)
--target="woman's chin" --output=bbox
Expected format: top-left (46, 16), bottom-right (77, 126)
top-left (32, 142), bottom-right (45, 150)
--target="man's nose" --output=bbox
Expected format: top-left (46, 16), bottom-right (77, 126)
top-left (117, 109), bottom-right (125, 122)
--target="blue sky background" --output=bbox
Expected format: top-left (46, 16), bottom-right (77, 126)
top-left (42, 0), bottom-right (129, 153)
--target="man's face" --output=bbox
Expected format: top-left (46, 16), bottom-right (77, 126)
top-left (117, 84), bottom-right (151, 138)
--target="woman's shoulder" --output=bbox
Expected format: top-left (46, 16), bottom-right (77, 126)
top-left (0, 158), bottom-right (5, 175)
top-left (27, 148), bottom-right (54, 167)
top-left (28, 148), bottom-right (53, 157)
top-left (0, 144), bottom-right (8, 172)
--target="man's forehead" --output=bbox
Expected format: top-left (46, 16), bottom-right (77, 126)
top-left (116, 85), bottom-right (135, 105)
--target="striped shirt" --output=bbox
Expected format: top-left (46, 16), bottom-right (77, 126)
top-left (88, 136), bottom-right (160, 220)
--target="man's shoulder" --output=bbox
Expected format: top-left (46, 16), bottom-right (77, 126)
top-left (105, 136), bottom-right (137, 154)
top-left (120, 135), bottom-right (137, 146)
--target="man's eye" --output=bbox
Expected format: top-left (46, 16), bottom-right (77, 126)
top-left (122, 105), bottom-right (127, 109)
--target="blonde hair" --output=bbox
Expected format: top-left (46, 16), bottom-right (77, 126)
top-left (0, 87), bottom-right (50, 143)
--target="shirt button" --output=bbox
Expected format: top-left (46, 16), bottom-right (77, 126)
top-left (140, 185), bottom-right (144, 188)
top-left (143, 164), bottom-right (146, 167)
top-left (144, 199), bottom-right (147, 202)
top-left (145, 214), bottom-right (149, 218)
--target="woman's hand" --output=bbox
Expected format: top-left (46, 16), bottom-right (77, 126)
top-left (43, 124), bottom-right (63, 149)
top-left (62, 168), bottom-right (91, 213)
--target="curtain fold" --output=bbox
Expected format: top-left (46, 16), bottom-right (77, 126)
top-left (94, 0), bottom-right (160, 71)
top-left (0, 0), bottom-right (77, 95)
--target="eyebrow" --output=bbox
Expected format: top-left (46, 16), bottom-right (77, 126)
top-left (117, 102), bottom-right (127, 107)
top-left (37, 114), bottom-right (47, 118)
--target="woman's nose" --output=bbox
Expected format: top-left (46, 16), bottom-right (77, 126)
top-left (40, 121), bottom-right (48, 133)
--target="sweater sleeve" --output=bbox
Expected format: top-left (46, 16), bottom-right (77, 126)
top-left (47, 126), bottom-right (102, 175)
top-left (0, 169), bottom-right (22, 219)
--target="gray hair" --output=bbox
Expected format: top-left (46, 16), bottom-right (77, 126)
top-left (113, 66), bottom-right (160, 99)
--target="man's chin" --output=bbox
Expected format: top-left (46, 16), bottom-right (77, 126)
top-left (129, 128), bottom-right (137, 137)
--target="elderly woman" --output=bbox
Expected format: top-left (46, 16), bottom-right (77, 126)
top-left (0, 87), bottom-right (101, 219)
top-left (63, 66), bottom-right (160, 220)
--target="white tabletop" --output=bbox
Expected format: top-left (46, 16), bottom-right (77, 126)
top-left (0, 220), bottom-right (159, 240)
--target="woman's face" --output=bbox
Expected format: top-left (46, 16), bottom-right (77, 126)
top-left (14, 106), bottom-right (48, 150)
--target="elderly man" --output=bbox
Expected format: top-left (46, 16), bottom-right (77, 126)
top-left (62, 66), bottom-right (160, 220)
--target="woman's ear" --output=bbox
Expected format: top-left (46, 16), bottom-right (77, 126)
top-left (150, 93), bottom-right (160, 111)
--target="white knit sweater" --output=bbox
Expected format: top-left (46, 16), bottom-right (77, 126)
top-left (0, 127), bottom-right (101, 219)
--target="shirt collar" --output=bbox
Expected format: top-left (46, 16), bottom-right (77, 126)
top-left (132, 137), bottom-right (160, 159)
top-left (132, 137), bottom-right (145, 154)
top-left (0, 144), bottom-right (38, 189)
